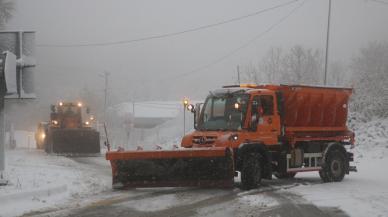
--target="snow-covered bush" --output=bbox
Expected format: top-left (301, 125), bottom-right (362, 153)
top-left (0, 0), bottom-right (13, 28)
top-left (350, 42), bottom-right (388, 120)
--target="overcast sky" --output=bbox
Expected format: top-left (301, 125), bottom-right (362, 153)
top-left (5, 0), bottom-right (388, 104)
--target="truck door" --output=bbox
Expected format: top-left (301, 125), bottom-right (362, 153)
top-left (250, 94), bottom-right (280, 145)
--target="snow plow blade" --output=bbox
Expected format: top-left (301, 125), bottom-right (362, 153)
top-left (46, 128), bottom-right (100, 155)
top-left (106, 147), bottom-right (234, 189)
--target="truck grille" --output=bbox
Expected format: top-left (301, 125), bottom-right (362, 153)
top-left (192, 136), bottom-right (217, 145)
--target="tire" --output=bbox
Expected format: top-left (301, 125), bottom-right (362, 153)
top-left (274, 172), bottom-right (296, 179)
top-left (241, 153), bottom-right (262, 190)
top-left (320, 150), bottom-right (346, 182)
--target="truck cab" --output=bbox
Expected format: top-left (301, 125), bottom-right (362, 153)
top-left (181, 86), bottom-right (281, 148)
top-left (50, 102), bottom-right (92, 129)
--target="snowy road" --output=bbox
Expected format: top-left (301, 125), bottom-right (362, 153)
top-left (23, 177), bottom-right (349, 217)
top-left (4, 117), bottom-right (388, 217)
top-left (4, 146), bottom-right (387, 217)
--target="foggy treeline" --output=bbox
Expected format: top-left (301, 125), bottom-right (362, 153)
top-left (1, 0), bottom-right (387, 131)
top-left (350, 42), bottom-right (388, 120)
top-left (240, 43), bottom-right (388, 121)
top-left (0, 0), bottom-right (13, 29)
top-left (243, 46), bottom-right (324, 85)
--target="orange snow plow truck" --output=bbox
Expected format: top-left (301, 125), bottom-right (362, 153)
top-left (106, 84), bottom-right (356, 190)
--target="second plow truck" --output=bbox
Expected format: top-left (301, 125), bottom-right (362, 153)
top-left (106, 84), bottom-right (356, 190)
top-left (44, 101), bottom-right (100, 155)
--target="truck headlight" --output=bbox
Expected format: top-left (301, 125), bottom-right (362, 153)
top-left (229, 134), bottom-right (239, 141)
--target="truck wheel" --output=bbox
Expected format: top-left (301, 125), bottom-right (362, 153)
top-left (274, 172), bottom-right (296, 179)
top-left (241, 153), bottom-right (262, 190)
top-left (320, 150), bottom-right (346, 182)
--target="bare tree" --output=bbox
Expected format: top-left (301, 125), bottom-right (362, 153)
top-left (282, 45), bottom-right (323, 85)
top-left (242, 62), bottom-right (260, 84)
top-left (259, 47), bottom-right (283, 83)
top-left (350, 42), bottom-right (388, 119)
top-left (0, 0), bottom-right (14, 29)
top-left (242, 45), bottom-right (323, 85)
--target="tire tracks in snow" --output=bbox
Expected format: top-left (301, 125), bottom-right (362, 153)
top-left (23, 187), bottom-right (200, 217)
top-left (58, 181), bottom-right (313, 217)
top-left (260, 191), bottom-right (350, 217)
top-left (25, 177), bottom-right (334, 217)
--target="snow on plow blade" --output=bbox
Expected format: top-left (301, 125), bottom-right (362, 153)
top-left (106, 147), bottom-right (234, 189)
top-left (46, 129), bottom-right (100, 155)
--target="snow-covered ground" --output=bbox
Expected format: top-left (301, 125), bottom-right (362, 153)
top-left (0, 145), bottom-right (111, 217)
top-left (121, 116), bottom-right (388, 217)
top-left (286, 156), bottom-right (388, 217)
top-left (285, 117), bottom-right (388, 217)
top-left (1, 117), bottom-right (387, 217)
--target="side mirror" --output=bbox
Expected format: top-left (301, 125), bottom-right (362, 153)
top-left (194, 103), bottom-right (203, 130)
top-left (50, 104), bottom-right (55, 112)
top-left (250, 100), bottom-right (260, 131)
top-left (187, 104), bottom-right (195, 113)
top-left (250, 116), bottom-right (258, 131)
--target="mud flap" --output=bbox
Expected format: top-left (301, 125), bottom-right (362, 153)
top-left (106, 147), bottom-right (235, 188)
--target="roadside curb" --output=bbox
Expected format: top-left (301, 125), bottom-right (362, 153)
top-left (0, 185), bottom-right (68, 203)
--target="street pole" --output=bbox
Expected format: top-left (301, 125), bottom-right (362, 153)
top-left (237, 65), bottom-right (241, 85)
top-left (183, 98), bottom-right (189, 137)
top-left (0, 54), bottom-right (6, 185)
top-left (102, 71), bottom-right (110, 122)
top-left (183, 105), bottom-right (186, 136)
top-left (0, 95), bottom-right (6, 185)
top-left (130, 101), bottom-right (135, 148)
top-left (324, 0), bottom-right (332, 86)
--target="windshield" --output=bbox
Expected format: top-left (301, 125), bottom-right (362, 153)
top-left (58, 105), bottom-right (81, 115)
top-left (198, 93), bottom-right (248, 131)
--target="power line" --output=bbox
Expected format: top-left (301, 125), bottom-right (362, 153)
top-left (137, 102), bottom-right (180, 106)
top-left (136, 102), bottom-right (179, 108)
top-left (37, 0), bottom-right (299, 48)
top-left (369, 0), bottom-right (388, 5)
top-left (170, 0), bottom-right (306, 80)
top-left (135, 103), bottom-right (180, 110)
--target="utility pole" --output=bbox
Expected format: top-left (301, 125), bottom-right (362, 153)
top-left (237, 65), bottom-right (241, 85)
top-left (131, 101), bottom-right (135, 147)
top-left (0, 95), bottom-right (6, 185)
top-left (102, 71), bottom-right (110, 122)
top-left (183, 98), bottom-right (189, 137)
top-left (132, 101), bottom-right (135, 120)
top-left (0, 55), bottom-right (6, 185)
top-left (324, 0), bottom-right (332, 86)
